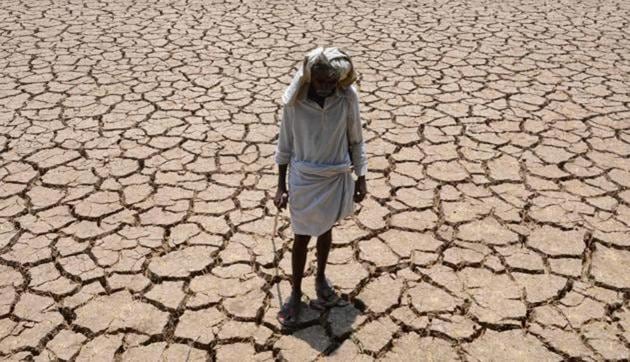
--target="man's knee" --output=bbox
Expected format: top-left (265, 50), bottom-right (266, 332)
top-left (317, 228), bottom-right (332, 241)
top-left (294, 234), bottom-right (311, 244)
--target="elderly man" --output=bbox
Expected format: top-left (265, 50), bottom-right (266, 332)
top-left (273, 47), bottom-right (368, 327)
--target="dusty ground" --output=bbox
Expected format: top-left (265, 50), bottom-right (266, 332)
top-left (1, 0), bottom-right (629, 360)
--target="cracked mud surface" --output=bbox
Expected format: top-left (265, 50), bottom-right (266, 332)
top-left (1, 0), bottom-right (630, 360)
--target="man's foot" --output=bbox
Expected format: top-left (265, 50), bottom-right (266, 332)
top-left (311, 278), bottom-right (346, 310)
top-left (277, 291), bottom-right (301, 329)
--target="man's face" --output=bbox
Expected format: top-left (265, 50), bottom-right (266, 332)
top-left (311, 66), bottom-right (339, 98)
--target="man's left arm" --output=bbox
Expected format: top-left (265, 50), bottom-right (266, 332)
top-left (347, 86), bottom-right (368, 202)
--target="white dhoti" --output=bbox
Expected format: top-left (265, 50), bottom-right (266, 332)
top-left (288, 159), bottom-right (355, 236)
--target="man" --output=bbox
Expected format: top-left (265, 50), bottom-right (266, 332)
top-left (273, 47), bottom-right (368, 327)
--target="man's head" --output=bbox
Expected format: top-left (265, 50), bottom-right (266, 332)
top-left (282, 47), bottom-right (357, 105)
top-left (309, 58), bottom-right (340, 98)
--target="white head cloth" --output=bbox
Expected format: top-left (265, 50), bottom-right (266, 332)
top-left (282, 47), bottom-right (357, 105)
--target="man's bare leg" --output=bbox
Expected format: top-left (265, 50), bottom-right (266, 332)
top-left (291, 234), bottom-right (310, 298)
top-left (313, 228), bottom-right (342, 307)
top-left (315, 228), bottom-right (332, 284)
top-left (278, 234), bottom-right (310, 326)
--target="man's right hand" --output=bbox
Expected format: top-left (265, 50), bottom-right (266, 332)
top-left (274, 188), bottom-right (289, 210)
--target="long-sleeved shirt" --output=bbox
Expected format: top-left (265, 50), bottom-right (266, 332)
top-left (275, 86), bottom-right (368, 177)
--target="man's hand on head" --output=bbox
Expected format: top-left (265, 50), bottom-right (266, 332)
top-left (354, 176), bottom-right (367, 203)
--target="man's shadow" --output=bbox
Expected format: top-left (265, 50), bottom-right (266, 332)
top-left (271, 280), bottom-right (364, 355)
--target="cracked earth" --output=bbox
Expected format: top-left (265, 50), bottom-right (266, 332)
top-left (0, 0), bottom-right (629, 360)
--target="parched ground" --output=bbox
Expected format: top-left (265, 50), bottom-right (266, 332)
top-left (0, 0), bottom-right (629, 360)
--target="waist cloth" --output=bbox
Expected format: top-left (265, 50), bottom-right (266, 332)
top-left (288, 159), bottom-right (355, 237)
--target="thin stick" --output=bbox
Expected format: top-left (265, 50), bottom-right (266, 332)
top-left (271, 208), bottom-right (283, 307)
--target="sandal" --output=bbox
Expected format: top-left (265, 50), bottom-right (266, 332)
top-left (277, 292), bottom-right (301, 328)
top-left (310, 279), bottom-right (346, 310)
